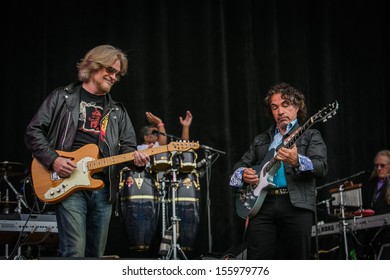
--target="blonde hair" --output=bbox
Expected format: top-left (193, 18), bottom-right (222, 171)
top-left (77, 45), bottom-right (128, 82)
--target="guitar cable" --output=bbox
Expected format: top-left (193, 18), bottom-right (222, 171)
top-left (7, 210), bottom-right (34, 259)
top-left (240, 216), bottom-right (250, 260)
top-left (21, 175), bottom-right (47, 214)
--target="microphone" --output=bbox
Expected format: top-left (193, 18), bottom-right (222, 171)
top-left (196, 159), bottom-right (207, 169)
top-left (152, 129), bottom-right (165, 136)
top-left (200, 144), bottom-right (226, 154)
top-left (317, 197), bottom-right (335, 206)
top-left (151, 130), bottom-right (181, 140)
top-left (196, 155), bottom-right (213, 169)
top-left (317, 197), bottom-right (335, 216)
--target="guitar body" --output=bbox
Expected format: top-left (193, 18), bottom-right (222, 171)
top-left (31, 144), bottom-right (103, 204)
top-left (235, 151), bottom-right (281, 219)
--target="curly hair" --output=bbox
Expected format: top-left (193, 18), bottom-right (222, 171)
top-left (263, 82), bottom-right (308, 124)
top-left (76, 45), bottom-right (128, 82)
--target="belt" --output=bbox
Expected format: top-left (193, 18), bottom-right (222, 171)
top-left (268, 188), bottom-right (289, 195)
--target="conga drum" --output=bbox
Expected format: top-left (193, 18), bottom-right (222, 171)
top-left (150, 152), bottom-right (172, 172)
top-left (178, 150), bottom-right (198, 173)
top-left (169, 172), bottom-right (200, 252)
top-left (119, 169), bottom-right (160, 252)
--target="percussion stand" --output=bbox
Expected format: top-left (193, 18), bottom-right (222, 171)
top-left (159, 176), bottom-right (168, 236)
top-left (165, 153), bottom-right (188, 260)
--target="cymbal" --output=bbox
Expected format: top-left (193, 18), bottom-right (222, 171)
top-left (329, 183), bottom-right (362, 194)
top-left (0, 161), bottom-right (26, 177)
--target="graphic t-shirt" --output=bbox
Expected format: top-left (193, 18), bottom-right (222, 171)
top-left (72, 88), bottom-right (105, 151)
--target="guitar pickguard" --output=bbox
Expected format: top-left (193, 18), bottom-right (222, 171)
top-left (235, 160), bottom-right (278, 219)
top-left (43, 157), bottom-right (95, 200)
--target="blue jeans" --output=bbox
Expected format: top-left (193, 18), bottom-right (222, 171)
top-left (56, 186), bottom-right (112, 258)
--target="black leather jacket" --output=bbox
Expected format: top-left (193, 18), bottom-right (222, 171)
top-left (232, 123), bottom-right (328, 212)
top-left (25, 82), bottom-right (138, 202)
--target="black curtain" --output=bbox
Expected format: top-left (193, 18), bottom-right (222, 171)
top-left (1, 0), bottom-right (388, 258)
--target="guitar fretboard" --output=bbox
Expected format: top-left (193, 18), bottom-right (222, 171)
top-left (87, 142), bottom-right (199, 170)
top-left (264, 120), bottom-right (314, 173)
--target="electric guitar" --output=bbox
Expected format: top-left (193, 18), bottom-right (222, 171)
top-left (31, 141), bottom-right (200, 204)
top-left (235, 101), bottom-right (339, 219)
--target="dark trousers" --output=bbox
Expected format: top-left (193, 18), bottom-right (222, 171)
top-left (246, 194), bottom-right (313, 260)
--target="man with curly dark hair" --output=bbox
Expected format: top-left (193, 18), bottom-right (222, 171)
top-left (230, 82), bottom-right (328, 259)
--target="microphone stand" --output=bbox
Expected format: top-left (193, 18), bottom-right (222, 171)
top-left (313, 188), bottom-right (320, 260)
top-left (204, 149), bottom-right (213, 254)
top-left (316, 170), bottom-right (367, 191)
top-left (338, 183), bottom-right (349, 260)
top-left (200, 145), bottom-right (225, 254)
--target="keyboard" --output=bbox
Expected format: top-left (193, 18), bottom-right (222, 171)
top-left (0, 214), bottom-right (58, 233)
top-left (312, 213), bottom-right (390, 237)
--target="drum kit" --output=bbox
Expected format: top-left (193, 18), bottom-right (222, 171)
top-left (118, 150), bottom-right (203, 259)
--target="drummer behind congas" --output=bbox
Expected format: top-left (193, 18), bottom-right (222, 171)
top-left (137, 112), bottom-right (168, 151)
top-left (137, 111), bottom-right (193, 151)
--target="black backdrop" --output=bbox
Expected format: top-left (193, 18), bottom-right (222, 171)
top-left (1, 0), bottom-right (389, 258)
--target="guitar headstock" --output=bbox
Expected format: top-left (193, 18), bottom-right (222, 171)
top-left (167, 141), bottom-right (200, 152)
top-left (312, 101), bottom-right (339, 124)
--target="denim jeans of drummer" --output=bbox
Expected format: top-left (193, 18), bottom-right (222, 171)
top-left (56, 185), bottom-right (112, 258)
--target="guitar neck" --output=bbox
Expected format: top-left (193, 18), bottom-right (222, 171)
top-left (264, 119), bottom-right (314, 173)
top-left (87, 145), bottom-right (170, 171)
top-left (284, 119), bottom-right (314, 149)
